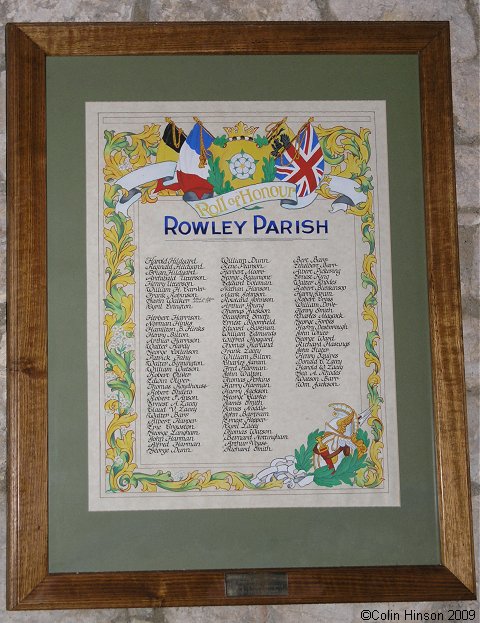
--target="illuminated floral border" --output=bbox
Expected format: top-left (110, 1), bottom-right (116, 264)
top-left (102, 121), bottom-right (384, 494)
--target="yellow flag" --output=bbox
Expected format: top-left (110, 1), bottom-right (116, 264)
top-left (156, 120), bottom-right (186, 163)
top-left (265, 118), bottom-right (295, 158)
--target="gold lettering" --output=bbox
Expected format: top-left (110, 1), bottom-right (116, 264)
top-left (217, 197), bottom-right (226, 214)
top-left (194, 202), bottom-right (210, 217)
top-left (239, 188), bottom-right (253, 206)
top-left (261, 186), bottom-right (273, 200)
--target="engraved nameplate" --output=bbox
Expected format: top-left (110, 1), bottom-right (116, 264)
top-left (225, 572), bottom-right (288, 597)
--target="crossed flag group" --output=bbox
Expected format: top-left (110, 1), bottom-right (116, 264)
top-left (152, 117), bottom-right (325, 203)
top-left (115, 116), bottom-right (368, 217)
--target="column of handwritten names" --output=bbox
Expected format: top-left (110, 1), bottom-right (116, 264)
top-left (220, 257), bottom-right (286, 453)
top-left (293, 256), bottom-right (350, 389)
top-left (144, 257), bottom-right (212, 455)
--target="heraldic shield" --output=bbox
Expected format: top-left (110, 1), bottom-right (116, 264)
top-left (209, 121), bottom-right (273, 191)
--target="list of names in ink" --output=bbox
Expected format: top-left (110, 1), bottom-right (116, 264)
top-left (220, 257), bottom-right (287, 453)
top-left (143, 257), bottom-right (212, 455)
top-left (144, 256), bottom-right (213, 311)
top-left (140, 247), bottom-right (358, 464)
top-left (293, 256), bottom-right (351, 389)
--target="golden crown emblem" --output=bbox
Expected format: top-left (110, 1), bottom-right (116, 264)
top-left (223, 121), bottom-right (258, 141)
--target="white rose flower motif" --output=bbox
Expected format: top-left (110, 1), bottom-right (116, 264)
top-left (228, 150), bottom-right (257, 180)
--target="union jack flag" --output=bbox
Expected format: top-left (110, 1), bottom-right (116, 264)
top-left (275, 123), bottom-right (324, 197)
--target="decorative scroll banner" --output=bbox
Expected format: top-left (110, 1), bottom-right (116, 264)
top-left (327, 176), bottom-right (368, 213)
top-left (115, 162), bottom-right (177, 215)
top-left (186, 181), bottom-right (311, 218)
top-left (251, 456), bottom-right (314, 489)
top-left (114, 162), bottom-right (368, 218)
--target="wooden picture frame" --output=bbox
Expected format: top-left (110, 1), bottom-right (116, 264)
top-left (6, 21), bottom-right (475, 609)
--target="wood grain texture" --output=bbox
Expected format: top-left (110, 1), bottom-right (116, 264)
top-left (17, 21), bottom-right (444, 55)
top-left (12, 567), bottom-right (476, 610)
top-left (6, 21), bottom-right (475, 609)
top-left (6, 24), bottom-right (48, 609)
top-left (419, 25), bottom-right (476, 594)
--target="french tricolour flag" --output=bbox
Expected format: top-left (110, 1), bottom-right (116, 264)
top-left (177, 122), bottom-right (214, 201)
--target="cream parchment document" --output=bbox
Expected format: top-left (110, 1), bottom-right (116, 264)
top-left (86, 101), bottom-right (400, 511)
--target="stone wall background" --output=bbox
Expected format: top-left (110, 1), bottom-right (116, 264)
top-left (0, 1), bottom-right (478, 621)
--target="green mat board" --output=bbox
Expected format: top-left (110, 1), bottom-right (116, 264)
top-left (47, 54), bottom-right (439, 572)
